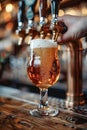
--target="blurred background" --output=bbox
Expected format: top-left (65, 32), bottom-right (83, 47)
top-left (0, 0), bottom-right (87, 98)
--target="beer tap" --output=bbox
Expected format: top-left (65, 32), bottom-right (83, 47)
top-left (50, 0), bottom-right (60, 41)
top-left (25, 0), bottom-right (35, 33)
top-left (39, 0), bottom-right (47, 25)
top-left (25, 0), bottom-right (38, 43)
top-left (16, 0), bottom-right (26, 45)
top-left (39, 0), bottom-right (52, 39)
top-left (50, 0), bottom-right (67, 41)
top-left (16, 0), bottom-right (36, 45)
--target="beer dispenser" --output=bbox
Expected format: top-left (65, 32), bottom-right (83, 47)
top-left (16, 0), bottom-right (26, 45)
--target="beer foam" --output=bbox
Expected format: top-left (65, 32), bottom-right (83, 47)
top-left (30, 39), bottom-right (57, 48)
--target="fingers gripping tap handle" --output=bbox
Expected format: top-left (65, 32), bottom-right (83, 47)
top-left (58, 21), bottom-right (68, 34)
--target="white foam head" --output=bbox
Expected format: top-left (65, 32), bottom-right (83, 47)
top-left (30, 39), bottom-right (57, 48)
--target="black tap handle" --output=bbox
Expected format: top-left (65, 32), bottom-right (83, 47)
top-left (17, 0), bottom-right (25, 26)
top-left (58, 21), bottom-right (68, 34)
top-left (51, 0), bottom-right (60, 16)
top-left (39, 0), bottom-right (47, 18)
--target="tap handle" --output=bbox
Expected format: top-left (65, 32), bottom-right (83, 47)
top-left (25, 0), bottom-right (36, 20)
top-left (39, 0), bottom-right (47, 26)
top-left (17, 0), bottom-right (25, 28)
top-left (39, 0), bottom-right (47, 18)
top-left (51, 0), bottom-right (60, 18)
top-left (58, 21), bottom-right (68, 34)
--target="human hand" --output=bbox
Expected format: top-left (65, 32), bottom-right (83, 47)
top-left (57, 15), bottom-right (87, 43)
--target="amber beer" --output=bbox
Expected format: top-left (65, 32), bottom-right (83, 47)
top-left (27, 39), bottom-right (60, 89)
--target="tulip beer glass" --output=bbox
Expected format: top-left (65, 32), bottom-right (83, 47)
top-left (27, 38), bottom-right (60, 116)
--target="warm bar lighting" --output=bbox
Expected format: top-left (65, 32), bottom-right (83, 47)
top-left (59, 9), bottom-right (64, 16)
top-left (65, 8), bottom-right (81, 15)
top-left (81, 7), bottom-right (87, 15)
top-left (5, 3), bottom-right (13, 13)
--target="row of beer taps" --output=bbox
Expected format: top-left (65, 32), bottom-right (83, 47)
top-left (16, 0), bottom-right (67, 45)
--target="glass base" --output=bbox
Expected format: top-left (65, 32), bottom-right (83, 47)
top-left (30, 107), bottom-right (59, 117)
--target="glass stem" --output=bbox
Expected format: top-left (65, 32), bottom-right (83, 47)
top-left (39, 88), bottom-right (49, 109)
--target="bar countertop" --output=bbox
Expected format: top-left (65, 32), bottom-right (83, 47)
top-left (0, 86), bottom-right (87, 130)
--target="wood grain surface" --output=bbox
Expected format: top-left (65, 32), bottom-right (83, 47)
top-left (0, 86), bottom-right (87, 130)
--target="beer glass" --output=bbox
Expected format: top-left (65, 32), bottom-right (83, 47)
top-left (27, 38), bottom-right (60, 116)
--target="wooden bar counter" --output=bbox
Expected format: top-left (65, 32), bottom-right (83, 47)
top-left (0, 86), bottom-right (87, 130)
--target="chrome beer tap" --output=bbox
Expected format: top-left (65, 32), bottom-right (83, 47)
top-left (50, 0), bottom-right (67, 41)
top-left (50, 0), bottom-right (60, 41)
top-left (39, 0), bottom-right (51, 39)
top-left (16, 0), bottom-right (26, 45)
top-left (16, 0), bottom-right (36, 45)
top-left (25, 0), bottom-right (38, 43)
